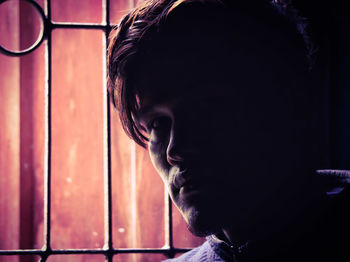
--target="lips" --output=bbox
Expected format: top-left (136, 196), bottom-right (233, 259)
top-left (173, 169), bottom-right (190, 189)
top-left (171, 169), bottom-right (206, 197)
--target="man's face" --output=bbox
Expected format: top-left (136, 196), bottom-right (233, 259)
top-left (134, 15), bottom-right (315, 238)
top-left (137, 71), bottom-right (242, 236)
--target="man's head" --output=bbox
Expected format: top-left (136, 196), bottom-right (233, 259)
top-left (108, 0), bottom-right (321, 240)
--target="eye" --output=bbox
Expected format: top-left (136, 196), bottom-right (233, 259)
top-left (148, 116), bottom-right (171, 132)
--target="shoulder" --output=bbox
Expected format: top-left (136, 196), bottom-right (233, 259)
top-left (163, 240), bottom-right (224, 262)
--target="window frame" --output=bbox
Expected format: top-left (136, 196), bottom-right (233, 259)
top-left (0, 0), bottom-right (192, 260)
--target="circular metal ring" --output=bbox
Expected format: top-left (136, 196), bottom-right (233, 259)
top-left (0, 0), bottom-right (46, 56)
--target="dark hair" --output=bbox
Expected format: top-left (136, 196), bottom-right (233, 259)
top-left (107, 0), bottom-right (315, 148)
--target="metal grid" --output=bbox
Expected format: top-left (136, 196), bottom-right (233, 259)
top-left (0, 0), bottom-right (191, 260)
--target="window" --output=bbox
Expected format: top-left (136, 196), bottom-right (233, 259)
top-left (0, 1), bottom-right (205, 261)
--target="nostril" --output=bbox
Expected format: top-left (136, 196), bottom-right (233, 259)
top-left (166, 135), bottom-right (185, 166)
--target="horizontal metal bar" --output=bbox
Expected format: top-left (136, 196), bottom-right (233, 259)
top-left (0, 250), bottom-right (43, 255)
top-left (107, 248), bottom-right (191, 254)
top-left (51, 22), bottom-right (112, 31)
top-left (0, 248), bottom-right (191, 256)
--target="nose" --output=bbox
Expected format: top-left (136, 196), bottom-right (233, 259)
top-left (166, 128), bottom-right (185, 166)
top-left (166, 123), bottom-right (199, 167)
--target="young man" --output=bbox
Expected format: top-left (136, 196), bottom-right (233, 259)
top-left (108, 0), bottom-right (350, 261)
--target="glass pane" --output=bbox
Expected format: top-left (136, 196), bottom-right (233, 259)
top-left (0, 0), bottom-right (44, 52)
top-left (51, 29), bottom-right (105, 249)
top-left (172, 203), bottom-right (205, 248)
top-left (0, 43), bottom-right (46, 249)
top-left (109, 0), bottom-right (136, 25)
top-left (0, 255), bottom-right (40, 262)
top-left (111, 110), bottom-right (165, 248)
top-left (47, 255), bottom-right (105, 262)
top-left (113, 253), bottom-right (167, 262)
top-left (52, 0), bottom-right (103, 24)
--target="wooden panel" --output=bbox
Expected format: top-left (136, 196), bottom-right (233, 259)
top-left (0, 0), bottom-right (45, 253)
top-left (111, 109), bottom-right (165, 248)
top-left (18, 42), bottom-right (46, 251)
top-left (47, 255), bottom-right (105, 262)
top-left (0, 0), bottom-right (20, 51)
top-left (0, 35), bottom-right (20, 253)
top-left (114, 253), bottom-right (167, 262)
top-left (52, 0), bottom-right (103, 23)
top-left (109, 0), bottom-right (137, 25)
top-left (135, 145), bottom-right (165, 247)
top-left (51, 29), bottom-right (105, 249)
top-left (111, 110), bottom-right (132, 247)
top-left (19, 2), bottom-right (46, 250)
top-left (0, 256), bottom-right (40, 262)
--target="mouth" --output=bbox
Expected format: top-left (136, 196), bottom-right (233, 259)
top-left (171, 170), bottom-right (206, 201)
top-left (172, 169), bottom-right (190, 189)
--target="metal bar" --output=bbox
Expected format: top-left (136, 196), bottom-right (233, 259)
top-left (104, 0), bottom-right (113, 261)
top-left (0, 250), bottom-right (43, 255)
top-left (0, 248), bottom-right (191, 256)
top-left (51, 22), bottom-right (108, 30)
top-left (43, 0), bottom-right (52, 257)
top-left (167, 195), bottom-right (175, 258)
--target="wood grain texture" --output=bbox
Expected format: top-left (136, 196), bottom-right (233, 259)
top-left (51, 0), bottom-right (103, 23)
top-left (51, 29), bottom-right (105, 250)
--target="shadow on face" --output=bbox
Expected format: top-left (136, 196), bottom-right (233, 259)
top-left (133, 7), bottom-right (321, 238)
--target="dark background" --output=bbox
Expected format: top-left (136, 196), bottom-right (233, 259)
top-left (295, 0), bottom-right (349, 170)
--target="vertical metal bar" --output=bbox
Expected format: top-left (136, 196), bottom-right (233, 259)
top-left (130, 142), bottom-right (138, 248)
top-left (43, 0), bottom-right (52, 259)
top-left (168, 195), bottom-right (174, 258)
top-left (164, 187), bottom-right (170, 248)
top-left (104, 0), bottom-right (113, 261)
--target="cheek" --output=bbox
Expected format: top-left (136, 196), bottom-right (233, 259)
top-left (148, 141), bottom-right (169, 182)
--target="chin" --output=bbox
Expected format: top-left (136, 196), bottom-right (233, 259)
top-left (181, 204), bottom-right (221, 237)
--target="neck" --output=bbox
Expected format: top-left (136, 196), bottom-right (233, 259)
top-left (220, 228), bottom-right (249, 248)
top-left (217, 193), bottom-right (328, 260)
